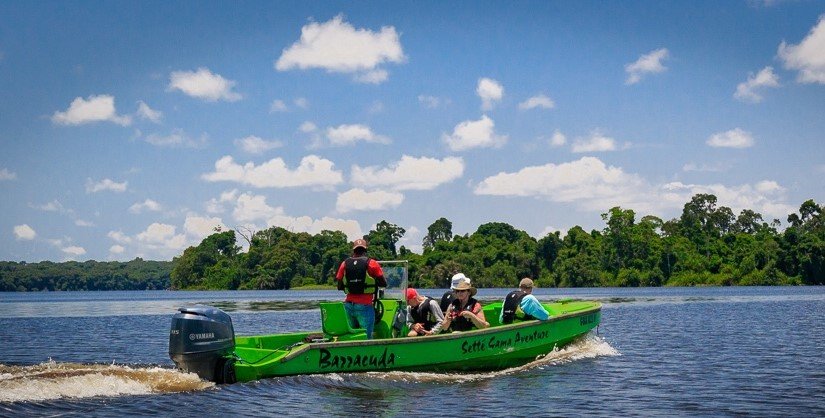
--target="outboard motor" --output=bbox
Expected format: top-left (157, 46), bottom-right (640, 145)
top-left (169, 305), bottom-right (236, 383)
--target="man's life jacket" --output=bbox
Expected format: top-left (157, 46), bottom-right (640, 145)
top-left (501, 290), bottom-right (535, 324)
top-left (449, 297), bottom-right (480, 331)
top-left (343, 256), bottom-right (376, 295)
top-left (440, 290), bottom-right (455, 313)
top-left (410, 297), bottom-right (438, 330)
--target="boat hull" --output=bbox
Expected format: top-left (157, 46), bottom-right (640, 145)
top-left (231, 301), bottom-right (600, 382)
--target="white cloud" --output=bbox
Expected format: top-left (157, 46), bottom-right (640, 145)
top-left (108, 230), bottom-right (133, 244)
top-left (351, 155), bottom-right (464, 191)
top-left (109, 245), bottom-right (125, 254)
top-left (233, 193), bottom-right (283, 222)
top-left (275, 14), bottom-right (405, 84)
top-left (442, 115), bottom-right (508, 151)
top-left (475, 157), bottom-right (795, 219)
top-left (0, 168), bottom-right (17, 180)
top-left (270, 99), bottom-right (288, 112)
top-left (549, 130), bottom-right (567, 147)
top-left (477, 78), bottom-right (504, 110)
top-left (707, 128), bottom-right (754, 148)
top-left (625, 48), bottom-right (669, 85)
top-left (336, 188), bottom-right (404, 213)
top-left (202, 155), bottom-right (343, 189)
top-left (144, 129), bottom-right (206, 148)
top-left (184, 215), bottom-right (227, 240)
top-left (735, 67), bottom-right (780, 103)
top-left (418, 95), bottom-right (443, 108)
top-left (326, 124), bottom-right (390, 146)
top-left (224, 192), bottom-right (364, 240)
top-left (538, 226), bottom-right (566, 239)
top-left (205, 189), bottom-right (239, 214)
top-left (661, 181), bottom-right (794, 220)
top-left (136, 101), bottom-right (163, 123)
top-left (367, 100), bottom-right (384, 114)
top-left (299, 121), bottom-right (318, 133)
top-left (168, 67), bottom-right (242, 102)
top-left (136, 223), bottom-right (188, 250)
top-left (354, 69), bottom-right (389, 84)
top-left (398, 225), bottom-right (423, 254)
top-left (267, 214), bottom-right (363, 241)
top-left (778, 15), bottom-right (825, 84)
top-left (75, 219), bottom-right (95, 227)
top-left (234, 135), bottom-right (284, 154)
top-left (61, 246), bottom-right (86, 256)
top-left (571, 131), bottom-right (618, 153)
top-left (475, 157), bottom-right (654, 211)
top-left (294, 97), bottom-right (309, 109)
top-left (51, 94), bottom-right (132, 126)
top-left (682, 162), bottom-right (728, 172)
top-left (129, 199), bottom-right (162, 214)
top-left (14, 224), bottom-right (37, 240)
top-left (32, 200), bottom-right (64, 212)
top-left (86, 178), bottom-right (127, 193)
top-left (519, 94), bottom-right (555, 110)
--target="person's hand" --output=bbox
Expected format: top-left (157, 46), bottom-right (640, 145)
top-left (412, 323), bottom-right (424, 333)
top-left (460, 310), bottom-right (474, 319)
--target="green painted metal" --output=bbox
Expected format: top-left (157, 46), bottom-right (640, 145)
top-left (230, 299), bottom-right (601, 382)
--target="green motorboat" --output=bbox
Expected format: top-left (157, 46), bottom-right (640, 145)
top-left (169, 262), bottom-right (601, 383)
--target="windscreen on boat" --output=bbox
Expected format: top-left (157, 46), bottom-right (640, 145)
top-left (377, 260), bottom-right (408, 301)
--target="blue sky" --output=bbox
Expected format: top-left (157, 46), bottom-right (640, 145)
top-left (1, 1), bottom-right (824, 262)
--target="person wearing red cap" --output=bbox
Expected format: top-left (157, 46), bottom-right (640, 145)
top-left (335, 239), bottom-right (386, 339)
top-left (405, 288), bottom-right (445, 337)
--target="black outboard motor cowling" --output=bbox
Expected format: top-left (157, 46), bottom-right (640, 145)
top-left (169, 305), bottom-right (235, 383)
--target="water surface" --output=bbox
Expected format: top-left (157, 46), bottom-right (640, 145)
top-left (1, 287), bottom-right (823, 416)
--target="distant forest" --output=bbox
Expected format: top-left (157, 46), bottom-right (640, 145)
top-left (168, 193), bottom-right (824, 290)
top-left (0, 259), bottom-right (171, 291)
top-left (2, 193), bottom-right (823, 292)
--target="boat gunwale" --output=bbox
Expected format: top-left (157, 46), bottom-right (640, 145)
top-left (275, 302), bottom-right (601, 363)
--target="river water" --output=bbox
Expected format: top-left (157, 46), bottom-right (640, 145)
top-left (1, 286), bottom-right (823, 417)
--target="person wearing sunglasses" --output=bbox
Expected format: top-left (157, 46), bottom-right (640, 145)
top-left (441, 276), bottom-right (489, 332)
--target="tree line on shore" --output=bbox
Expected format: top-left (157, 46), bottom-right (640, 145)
top-left (0, 258), bottom-right (171, 291)
top-left (170, 193), bottom-right (824, 290)
top-left (2, 193), bottom-right (823, 291)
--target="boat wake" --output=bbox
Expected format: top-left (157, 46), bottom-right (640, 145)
top-left (0, 361), bottom-right (213, 403)
top-left (333, 333), bottom-right (619, 384)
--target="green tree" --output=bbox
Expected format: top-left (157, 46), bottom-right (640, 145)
top-left (423, 217), bottom-right (453, 249)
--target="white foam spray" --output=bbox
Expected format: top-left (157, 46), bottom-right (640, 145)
top-left (323, 334), bottom-right (620, 384)
top-left (0, 360), bottom-right (213, 403)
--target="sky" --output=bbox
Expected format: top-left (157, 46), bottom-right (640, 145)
top-left (1, 1), bottom-right (824, 262)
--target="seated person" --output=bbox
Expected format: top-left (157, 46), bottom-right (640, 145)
top-left (500, 278), bottom-right (550, 324)
top-left (405, 288), bottom-right (444, 336)
top-left (441, 276), bottom-right (489, 331)
top-left (440, 273), bottom-right (469, 313)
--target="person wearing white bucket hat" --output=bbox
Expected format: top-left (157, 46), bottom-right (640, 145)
top-left (441, 274), bottom-right (488, 332)
top-left (439, 273), bottom-right (471, 312)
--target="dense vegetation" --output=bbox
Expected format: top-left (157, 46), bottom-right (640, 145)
top-left (2, 194), bottom-right (821, 291)
top-left (169, 194), bottom-right (825, 290)
top-left (0, 259), bottom-right (171, 291)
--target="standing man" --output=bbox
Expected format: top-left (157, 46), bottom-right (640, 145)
top-left (336, 239), bottom-right (386, 339)
top-left (499, 278), bottom-right (550, 324)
